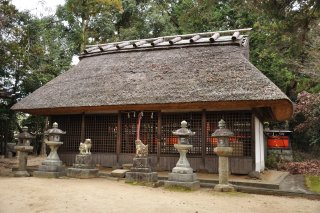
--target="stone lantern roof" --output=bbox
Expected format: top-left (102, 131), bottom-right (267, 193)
top-left (211, 119), bottom-right (234, 137)
top-left (45, 122), bottom-right (66, 136)
top-left (172, 121), bottom-right (195, 136)
top-left (17, 126), bottom-right (35, 140)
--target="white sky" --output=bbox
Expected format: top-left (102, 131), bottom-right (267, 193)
top-left (12, 0), bottom-right (65, 16)
top-left (11, 0), bottom-right (80, 65)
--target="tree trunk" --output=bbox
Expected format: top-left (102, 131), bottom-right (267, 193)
top-left (80, 19), bottom-right (88, 53)
top-left (40, 117), bottom-right (48, 156)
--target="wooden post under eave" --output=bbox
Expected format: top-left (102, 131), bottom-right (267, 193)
top-left (201, 110), bottom-right (206, 169)
top-left (157, 111), bottom-right (162, 169)
top-left (80, 113), bottom-right (85, 142)
top-left (116, 113), bottom-right (122, 166)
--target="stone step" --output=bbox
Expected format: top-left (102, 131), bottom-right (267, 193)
top-left (111, 169), bottom-right (130, 178)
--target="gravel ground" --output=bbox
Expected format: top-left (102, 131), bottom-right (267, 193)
top-left (0, 177), bottom-right (320, 213)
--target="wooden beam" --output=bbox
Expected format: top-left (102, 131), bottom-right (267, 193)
top-left (157, 111), bottom-right (162, 168)
top-left (116, 112), bottom-right (122, 166)
top-left (232, 31), bottom-right (240, 41)
top-left (209, 33), bottom-right (220, 43)
top-left (201, 109), bottom-right (206, 168)
top-left (151, 38), bottom-right (164, 46)
top-left (169, 36), bottom-right (182, 45)
top-left (116, 41), bottom-right (131, 49)
top-left (133, 40), bottom-right (147, 48)
top-left (80, 113), bottom-right (85, 142)
top-left (16, 99), bottom-right (293, 121)
top-left (190, 35), bottom-right (200, 43)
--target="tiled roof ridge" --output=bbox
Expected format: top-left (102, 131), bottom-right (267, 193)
top-left (81, 28), bottom-right (252, 57)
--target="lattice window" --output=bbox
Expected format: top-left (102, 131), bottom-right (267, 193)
top-left (121, 112), bottom-right (158, 154)
top-left (51, 115), bottom-right (82, 152)
top-left (206, 111), bottom-right (252, 157)
top-left (85, 114), bottom-right (117, 153)
top-left (161, 112), bottom-right (202, 155)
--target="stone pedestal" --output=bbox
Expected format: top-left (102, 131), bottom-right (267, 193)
top-left (13, 145), bottom-right (33, 177)
top-left (164, 144), bottom-right (200, 190)
top-left (213, 146), bottom-right (235, 192)
top-left (33, 141), bottom-right (65, 178)
top-left (125, 157), bottom-right (158, 183)
top-left (67, 154), bottom-right (98, 178)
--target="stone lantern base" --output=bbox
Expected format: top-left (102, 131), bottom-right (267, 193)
top-left (33, 141), bottom-right (65, 178)
top-left (125, 157), bottom-right (158, 183)
top-left (13, 145), bottom-right (33, 177)
top-left (67, 154), bottom-right (98, 178)
top-left (213, 146), bottom-right (235, 192)
top-left (164, 144), bottom-right (200, 190)
top-left (164, 174), bottom-right (200, 190)
top-left (214, 184), bottom-right (235, 192)
top-left (33, 160), bottom-right (66, 178)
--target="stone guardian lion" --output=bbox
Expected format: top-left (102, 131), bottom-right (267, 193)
top-left (135, 139), bottom-right (148, 158)
top-left (79, 139), bottom-right (92, 155)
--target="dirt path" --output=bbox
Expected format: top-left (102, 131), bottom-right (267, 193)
top-left (0, 177), bottom-right (319, 213)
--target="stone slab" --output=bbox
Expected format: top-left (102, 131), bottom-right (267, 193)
top-left (13, 170), bottom-right (30, 177)
top-left (125, 172), bottom-right (158, 183)
top-left (38, 165), bottom-right (65, 172)
top-left (164, 180), bottom-right (200, 190)
top-left (214, 184), bottom-right (236, 192)
top-left (111, 169), bottom-right (129, 178)
top-left (33, 170), bottom-right (66, 178)
top-left (67, 168), bottom-right (98, 179)
top-left (168, 172), bottom-right (198, 182)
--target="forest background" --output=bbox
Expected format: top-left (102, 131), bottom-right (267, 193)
top-left (0, 0), bottom-right (319, 160)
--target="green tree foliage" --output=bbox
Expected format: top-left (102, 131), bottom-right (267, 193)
top-left (1, 0), bottom-right (319, 154)
top-left (291, 91), bottom-right (320, 155)
top-left (56, 0), bottom-right (123, 53)
top-left (0, 0), bottom-right (74, 151)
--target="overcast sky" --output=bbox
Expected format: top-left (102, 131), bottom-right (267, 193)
top-left (12, 0), bottom-right (65, 16)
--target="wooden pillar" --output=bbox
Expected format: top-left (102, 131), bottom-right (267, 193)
top-left (157, 111), bottom-right (162, 169)
top-left (80, 113), bottom-right (85, 142)
top-left (201, 109), bottom-right (206, 169)
top-left (251, 113), bottom-right (256, 170)
top-left (116, 112), bottom-right (122, 166)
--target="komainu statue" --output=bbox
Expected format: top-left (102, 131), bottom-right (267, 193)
top-left (135, 139), bottom-right (148, 158)
top-left (79, 139), bottom-right (92, 155)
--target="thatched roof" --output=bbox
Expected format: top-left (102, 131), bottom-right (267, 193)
top-left (12, 29), bottom-right (293, 120)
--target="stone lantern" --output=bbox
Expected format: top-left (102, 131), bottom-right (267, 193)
top-left (164, 120), bottom-right (200, 190)
top-left (211, 119), bottom-right (235, 192)
top-left (13, 126), bottom-right (35, 177)
top-left (33, 122), bottom-right (66, 178)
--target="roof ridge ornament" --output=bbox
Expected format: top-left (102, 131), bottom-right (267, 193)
top-left (169, 36), bottom-right (182, 45)
top-left (210, 32), bottom-right (220, 43)
top-left (190, 35), bottom-right (201, 43)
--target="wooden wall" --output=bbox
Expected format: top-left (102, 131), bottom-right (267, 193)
top-left (56, 110), bottom-right (255, 174)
